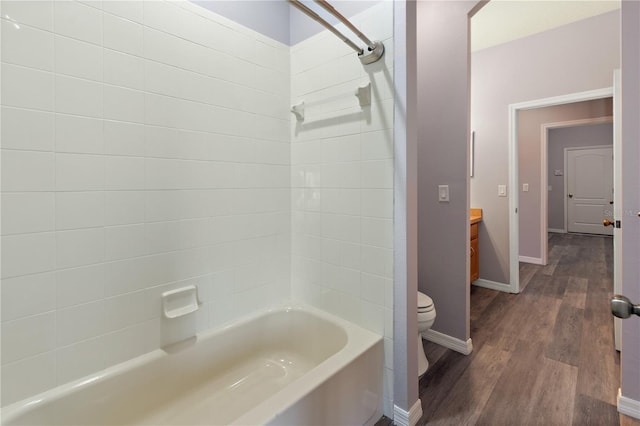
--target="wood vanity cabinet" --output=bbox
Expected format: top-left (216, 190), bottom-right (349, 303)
top-left (470, 222), bottom-right (479, 284)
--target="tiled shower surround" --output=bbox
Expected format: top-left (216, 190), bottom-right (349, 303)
top-left (0, 0), bottom-right (394, 414)
top-left (290, 2), bottom-right (395, 413)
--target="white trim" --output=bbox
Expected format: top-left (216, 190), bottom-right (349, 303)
top-left (541, 121), bottom-right (548, 265)
top-left (613, 69), bottom-right (622, 352)
top-left (548, 228), bottom-right (566, 233)
top-left (472, 278), bottom-right (515, 293)
top-left (393, 399), bottom-right (423, 426)
top-left (508, 87), bottom-right (613, 295)
top-left (618, 388), bottom-right (640, 420)
top-left (423, 329), bottom-right (473, 355)
top-left (519, 256), bottom-right (543, 265)
top-left (508, 104), bottom-right (520, 294)
top-left (509, 88), bottom-right (613, 111)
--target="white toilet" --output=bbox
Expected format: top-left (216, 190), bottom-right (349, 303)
top-left (417, 291), bottom-right (436, 377)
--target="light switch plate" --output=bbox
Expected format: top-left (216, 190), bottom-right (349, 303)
top-left (554, 170), bottom-right (563, 176)
top-left (438, 185), bottom-right (449, 202)
top-left (498, 184), bottom-right (507, 197)
top-left (522, 183), bottom-right (529, 192)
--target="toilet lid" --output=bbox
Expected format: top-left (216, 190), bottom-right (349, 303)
top-left (418, 292), bottom-right (433, 309)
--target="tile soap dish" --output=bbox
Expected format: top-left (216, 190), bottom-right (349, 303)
top-left (162, 285), bottom-right (199, 319)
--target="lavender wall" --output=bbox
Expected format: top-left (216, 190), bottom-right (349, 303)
top-left (289, 1), bottom-right (381, 45)
top-left (547, 122), bottom-right (613, 232)
top-left (393, 0), bottom-right (419, 413)
top-left (516, 99), bottom-right (612, 259)
top-left (416, 0), bottom-right (476, 341)
top-left (193, 0), bottom-right (380, 46)
top-left (471, 11), bottom-right (620, 284)
top-left (620, 0), bottom-right (640, 407)
top-left (193, 1), bottom-right (290, 45)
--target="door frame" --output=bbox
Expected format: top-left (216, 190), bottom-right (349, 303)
top-left (508, 87), bottom-right (613, 294)
top-left (612, 69), bottom-right (622, 351)
top-left (541, 117), bottom-right (612, 243)
top-left (564, 144), bottom-right (614, 235)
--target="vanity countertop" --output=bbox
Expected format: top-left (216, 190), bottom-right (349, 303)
top-left (470, 208), bottom-right (483, 225)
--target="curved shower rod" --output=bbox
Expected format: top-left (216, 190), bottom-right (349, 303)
top-left (288, 0), bottom-right (384, 65)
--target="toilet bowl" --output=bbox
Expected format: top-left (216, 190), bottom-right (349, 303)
top-left (417, 291), bottom-right (436, 377)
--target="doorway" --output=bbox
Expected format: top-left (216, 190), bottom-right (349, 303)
top-left (509, 86), bottom-right (623, 354)
top-left (543, 116), bottom-right (613, 237)
top-left (469, 5), bottom-right (621, 297)
top-left (508, 88), bottom-right (614, 293)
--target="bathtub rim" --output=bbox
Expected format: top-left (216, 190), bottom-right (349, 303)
top-left (232, 304), bottom-right (383, 425)
top-left (1, 301), bottom-right (383, 425)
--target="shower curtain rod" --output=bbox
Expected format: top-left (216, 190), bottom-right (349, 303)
top-left (288, 0), bottom-right (384, 65)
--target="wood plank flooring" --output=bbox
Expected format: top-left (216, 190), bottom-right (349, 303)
top-left (377, 233), bottom-right (639, 426)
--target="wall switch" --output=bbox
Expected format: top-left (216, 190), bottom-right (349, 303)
top-left (498, 184), bottom-right (507, 197)
top-left (438, 185), bottom-right (450, 202)
top-left (554, 170), bottom-right (563, 176)
top-left (522, 183), bottom-right (529, 192)
top-left (548, 185), bottom-right (552, 191)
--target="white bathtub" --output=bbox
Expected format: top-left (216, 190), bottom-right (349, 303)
top-left (1, 305), bottom-right (383, 426)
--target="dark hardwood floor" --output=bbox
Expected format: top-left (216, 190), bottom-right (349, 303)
top-left (376, 233), bottom-right (639, 426)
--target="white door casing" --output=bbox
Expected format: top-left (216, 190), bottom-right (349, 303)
top-left (613, 69), bottom-right (622, 351)
top-left (508, 87), bottom-right (613, 295)
top-left (565, 146), bottom-right (614, 235)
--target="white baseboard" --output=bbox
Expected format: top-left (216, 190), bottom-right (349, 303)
top-left (472, 278), bottom-right (515, 293)
top-left (618, 388), bottom-right (640, 420)
top-left (518, 255), bottom-right (544, 265)
top-left (423, 329), bottom-right (473, 355)
top-left (393, 399), bottom-right (423, 426)
top-left (548, 228), bottom-right (566, 233)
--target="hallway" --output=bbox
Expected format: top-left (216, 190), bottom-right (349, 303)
top-left (416, 233), bottom-right (639, 425)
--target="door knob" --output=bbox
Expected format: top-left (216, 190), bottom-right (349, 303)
top-left (568, 193), bottom-right (573, 198)
top-left (603, 219), bottom-right (614, 227)
top-left (611, 295), bottom-right (640, 318)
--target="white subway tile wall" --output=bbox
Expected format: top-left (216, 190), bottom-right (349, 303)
top-left (289, 2), bottom-right (395, 416)
top-left (0, 0), bottom-right (290, 405)
top-left (1, 0), bottom-right (394, 414)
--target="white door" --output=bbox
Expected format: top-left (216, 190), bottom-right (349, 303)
top-left (613, 69), bottom-right (622, 350)
top-left (566, 146), bottom-right (613, 235)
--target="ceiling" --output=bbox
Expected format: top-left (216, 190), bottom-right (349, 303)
top-left (471, 0), bottom-right (621, 52)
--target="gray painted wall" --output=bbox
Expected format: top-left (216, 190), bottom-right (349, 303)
top-left (517, 99), bottom-right (612, 259)
top-left (471, 10), bottom-right (620, 284)
top-left (620, 0), bottom-right (640, 406)
top-left (193, 0), bottom-right (380, 46)
top-left (547, 122), bottom-right (613, 231)
top-left (417, 0), bottom-right (476, 342)
top-left (393, 0), bottom-right (419, 412)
